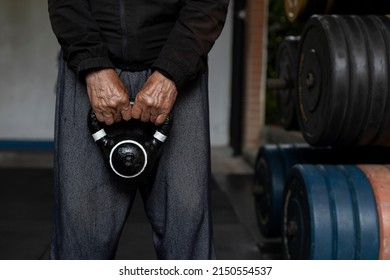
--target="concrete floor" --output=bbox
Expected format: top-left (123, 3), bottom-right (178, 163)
top-left (0, 146), bottom-right (280, 260)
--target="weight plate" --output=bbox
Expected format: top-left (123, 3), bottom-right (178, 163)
top-left (319, 165), bottom-right (357, 259)
top-left (253, 143), bottom-right (321, 237)
top-left (283, 164), bottom-right (333, 259)
top-left (358, 165), bottom-right (390, 259)
top-left (255, 144), bottom-right (390, 239)
top-left (332, 165), bottom-right (379, 260)
top-left (297, 15), bottom-right (390, 146)
top-left (353, 16), bottom-right (388, 145)
top-left (342, 165), bottom-right (380, 259)
top-left (275, 36), bottom-right (301, 130)
top-left (283, 164), bottom-right (379, 259)
top-left (297, 15), bottom-right (349, 146)
top-left (253, 145), bottom-right (291, 238)
top-left (331, 16), bottom-right (369, 146)
top-left (370, 16), bottom-right (390, 146)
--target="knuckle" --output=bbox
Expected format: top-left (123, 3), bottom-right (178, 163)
top-left (106, 99), bottom-right (118, 108)
top-left (138, 94), bottom-right (154, 107)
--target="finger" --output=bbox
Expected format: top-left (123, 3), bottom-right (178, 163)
top-left (113, 113), bottom-right (122, 123)
top-left (104, 117), bottom-right (114, 125)
top-left (101, 111), bottom-right (114, 125)
top-left (155, 114), bottom-right (168, 126)
top-left (150, 115), bottom-right (157, 124)
top-left (131, 103), bottom-right (142, 120)
top-left (95, 111), bottom-right (106, 123)
top-left (121, 105), bottom-right (132, 121)
top-left (96, 99), bottom-right (115, 119)
top-left (112, 106), bottom-right (123, 123)
top-left (140, 111), bottom-right (151, 123)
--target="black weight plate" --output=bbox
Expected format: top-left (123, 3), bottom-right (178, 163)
top-left (329, 16), bottom-right (368, 146)
top-left (353, 16), bottom-right (388, 145)
top-left (297, 15), bottom-right (349, 146)
top-left (370, 16), bottom-right (390, 146)
top-left (275, 36), bottom-right (301, 130)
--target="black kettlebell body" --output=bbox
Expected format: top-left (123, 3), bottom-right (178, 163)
top-left (88, 109), bottom-right (172, 181)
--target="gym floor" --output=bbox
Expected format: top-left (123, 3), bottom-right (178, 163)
top-left (0, 146), bottom-right (282, 260)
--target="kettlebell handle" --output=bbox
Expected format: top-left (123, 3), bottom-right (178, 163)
top-left (154, 114), bottom-right (172, 142)
top-left (87, 108), bottom-right (172, 144)
top-left (88, 109), bottom-right (112, 148)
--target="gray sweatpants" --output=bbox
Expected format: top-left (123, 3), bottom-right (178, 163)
top-left (49, 56), bottom-right (215, 259)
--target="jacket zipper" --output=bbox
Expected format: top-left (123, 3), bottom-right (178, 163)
top-left (119, 0), bottom-right (129, 64)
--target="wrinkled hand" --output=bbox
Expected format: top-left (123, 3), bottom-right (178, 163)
top-left (85, 68), bottom-right (132, 125)
top-left (132, 71), bottom-right (177, 125)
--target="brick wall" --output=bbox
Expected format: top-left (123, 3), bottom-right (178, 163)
top-left (242, 0), bottom-right (268, 150)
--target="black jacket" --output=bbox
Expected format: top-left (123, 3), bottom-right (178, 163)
top-left (48, 0), bottom-right (230, 88)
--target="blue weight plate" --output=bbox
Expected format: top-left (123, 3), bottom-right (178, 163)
top-left (279, 143), bottom-right (303, 170)
top-left (254, 145), bottom-right (287, 237)
top-left (340, 165), bottom-right (379, 259)
top-left (283, 164), bottom-right (334, 259)
top-left (282, 175), bottom-right (310, 259)
top-left (317, 165), bottom-right (357, 259)
top-left (255, 144), bottom-right (334, 238)
top-left (254, 144), bottom-right (308, 238)
top-left (258, 144), bottom-right (390, 240)
top-left (283, 164), bottom-right (379, 259)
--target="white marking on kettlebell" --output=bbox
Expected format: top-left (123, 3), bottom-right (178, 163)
top-left (109, 140), bottom-right (148, 179)
top-left (92, 129), bottom-right (107, 142)
top-left (153, 131), bottom-right (167, 142)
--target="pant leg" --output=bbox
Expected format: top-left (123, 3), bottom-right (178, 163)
top-left (49, 57), bottom-right (140, 259)
top-left (139, 69), bottom-right (216, 259)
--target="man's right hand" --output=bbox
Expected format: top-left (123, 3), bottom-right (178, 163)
top-left (85, 68), bottom-right (132, 125)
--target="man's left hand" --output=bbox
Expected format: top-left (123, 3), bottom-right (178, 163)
top-left (132, 71), bottom-right (178, 125)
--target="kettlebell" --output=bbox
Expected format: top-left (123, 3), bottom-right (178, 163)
top-left (88, 108), bottom-right (172, 181)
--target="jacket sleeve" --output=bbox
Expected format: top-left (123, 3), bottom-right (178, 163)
top-left (151, 0), bottom-right (230, 89)
top-left (48, 0), bottom-right (114, 74)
